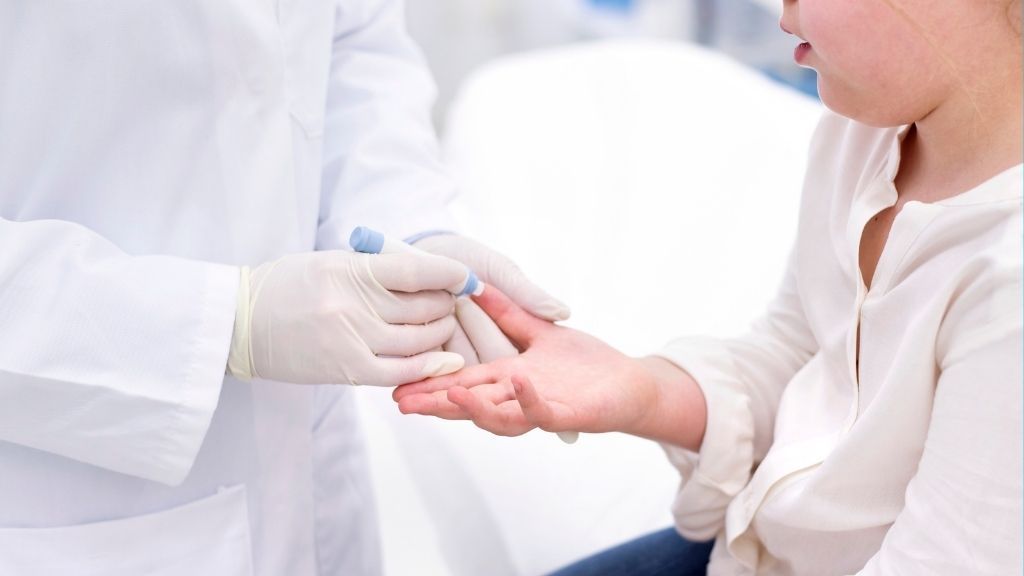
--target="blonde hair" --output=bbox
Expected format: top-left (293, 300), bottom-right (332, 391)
top-left (1008, 0), bottom-right (1022, 36)
top-left (878, 0), bottom-right (1022, 122)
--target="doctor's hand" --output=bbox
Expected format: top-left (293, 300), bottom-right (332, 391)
top-left (412, 233), bottom-right (570, 364)
top-left (227, 250), bottom-right (468, 386)
top-left (392, 287), bottom-right (707, 450)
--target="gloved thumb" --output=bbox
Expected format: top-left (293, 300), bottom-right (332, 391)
top-left (485, 259), bottom-right (571, 322)
top-left (413, 234), bottom-right (571, 322)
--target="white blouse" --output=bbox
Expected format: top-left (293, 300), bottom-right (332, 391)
top-left (657, 112), bottom-right (1022, 575)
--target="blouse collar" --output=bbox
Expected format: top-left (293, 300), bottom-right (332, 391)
top-left (881, 124), bottom-right (1022, 207)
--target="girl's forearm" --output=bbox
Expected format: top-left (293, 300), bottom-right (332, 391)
top-left (628, 356), bottom-right (707, 452)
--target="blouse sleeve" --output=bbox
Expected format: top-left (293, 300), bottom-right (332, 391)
top-left (653, 246), bottom-right (819, 540)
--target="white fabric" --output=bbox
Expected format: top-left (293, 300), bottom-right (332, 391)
top-left (233, 251), bottom-right (465, 386)
top-left (0, 0), bottom-right (454, 574)
top-left (361, 40), bottom-right (823, 575)
top-left (657, 112), bottom-right (1023, 575)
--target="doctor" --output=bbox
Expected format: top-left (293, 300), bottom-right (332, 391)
top-left (0, 0), bottom-right (565, 574)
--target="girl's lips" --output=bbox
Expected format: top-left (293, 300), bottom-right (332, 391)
top-left (794, 42), bottom-right (812, 63)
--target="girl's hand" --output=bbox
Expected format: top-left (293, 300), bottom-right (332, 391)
top-left (392, 287), bottom-right (706, 449)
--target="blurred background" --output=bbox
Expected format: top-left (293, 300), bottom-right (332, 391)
top-left (357, 2), bottom-right (823, 575)
top-left (406, 0), bottom-right (817, 128)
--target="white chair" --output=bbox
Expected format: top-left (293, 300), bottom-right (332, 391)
top-left (359, 39), bottom-right (822, 576)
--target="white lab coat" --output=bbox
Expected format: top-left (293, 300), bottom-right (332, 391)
top-left (0, 0), bottom-right (455, 574)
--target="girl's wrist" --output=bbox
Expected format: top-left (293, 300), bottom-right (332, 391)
top-left (628, 356), bottom-right (707, 452)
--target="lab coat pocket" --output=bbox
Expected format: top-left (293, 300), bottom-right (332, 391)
top-left (0, 485), bottom-right (254, 576)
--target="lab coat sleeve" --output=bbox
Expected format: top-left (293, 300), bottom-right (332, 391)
top-left (0, 217), bottom-right (239, 486)
top-left (316, 0), bottom-right (458, 250)
top-left (852, 260), bottom-right (1022, 575)
top-left (652, 247), bottom-right (818, 541)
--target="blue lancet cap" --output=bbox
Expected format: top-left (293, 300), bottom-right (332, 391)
top-left (588, 0), bottom-right (634, 11)
top-left (349, 226), bottom-right (386, 254)
top-left (459, 271), bottom-right (481, 298)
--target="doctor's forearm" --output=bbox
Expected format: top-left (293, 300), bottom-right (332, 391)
top-left (627, 357), bottom-right (708, 452)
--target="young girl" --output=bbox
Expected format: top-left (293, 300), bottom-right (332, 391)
top-left (394, 0), bottom-right (1023, 573)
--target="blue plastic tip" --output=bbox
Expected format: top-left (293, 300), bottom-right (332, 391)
top-left (588, 0), bottom-right (634, 12)
top-left (459, 271), bottom-right (480, 298)
top-left (349, 227), bottom-right (385, 255)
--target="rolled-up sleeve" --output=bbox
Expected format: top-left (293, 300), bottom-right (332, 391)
top-left (654, 249), bottom-right (818, 540)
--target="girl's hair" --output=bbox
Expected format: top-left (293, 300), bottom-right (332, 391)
top-left (879, 0), bottom-right (1021, 42)
top-left (877, 0), bottom-right (1021, 123)
top-left (1008, 0), bottom-right (1022, 36)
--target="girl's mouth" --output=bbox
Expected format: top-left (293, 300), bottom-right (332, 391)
top-left (794, 42), bottom-right (812, 64)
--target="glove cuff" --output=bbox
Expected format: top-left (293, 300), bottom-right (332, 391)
top-left (226, 266), bottom-right (254, 381)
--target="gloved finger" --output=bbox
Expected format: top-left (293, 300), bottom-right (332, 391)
top-left (455, 298), bottom-right (519, 362)
top-left (367, 252), bottom-right (468, 294)
top-left (557, 431), bottom-right (581, 444)
top-left (480, 254), bottom-right (571, 322)
top-left (413, 235), bottom-right (570, 321)
top-left (366, 316), bottom-right (458, 357)
top-left (470, 285), bottom-right (553, 348)
top-left (443, 322), bottom-right (481, 366)
top-left (374, 290), bottom-right (455, 325)
top-left (448, 386), bottom-right (532, 437)
top-left (369, 350), bottom-right (465, 387)
top-left (392, 361), bottom-right (503, 400)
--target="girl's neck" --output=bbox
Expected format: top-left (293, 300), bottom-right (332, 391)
top-left (896, 47), bottom-right (1023, 203)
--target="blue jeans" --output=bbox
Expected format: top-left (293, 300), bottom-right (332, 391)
top-left (548, 528), bottom-right (714, 576)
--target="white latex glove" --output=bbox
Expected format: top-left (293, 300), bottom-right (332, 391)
top-left (411, 233), bottom-right (570, 363)
top-left (226, 250), bottom-right (467, 386)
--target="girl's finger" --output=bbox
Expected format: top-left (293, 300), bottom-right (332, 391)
top-left (448, 386), bottom-right (531, 437)
top-left (397, 390), bottom-right (470, 420)
top-left (471, 286), bottom-right (552, 349)
top-left (512, 374), bottom-right (558, 431)
top-left (474, 382), bottom-right (517, 406)
top-left (393, 362), bottom-right (500, 401)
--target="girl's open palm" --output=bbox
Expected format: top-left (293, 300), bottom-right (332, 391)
top-left (392, 287), bottom-right (661, 438)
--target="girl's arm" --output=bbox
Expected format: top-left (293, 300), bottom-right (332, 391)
top-left (393, 286), bottom-right (709, 450)
top-left (395, 246), bottom-right (819, 541)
